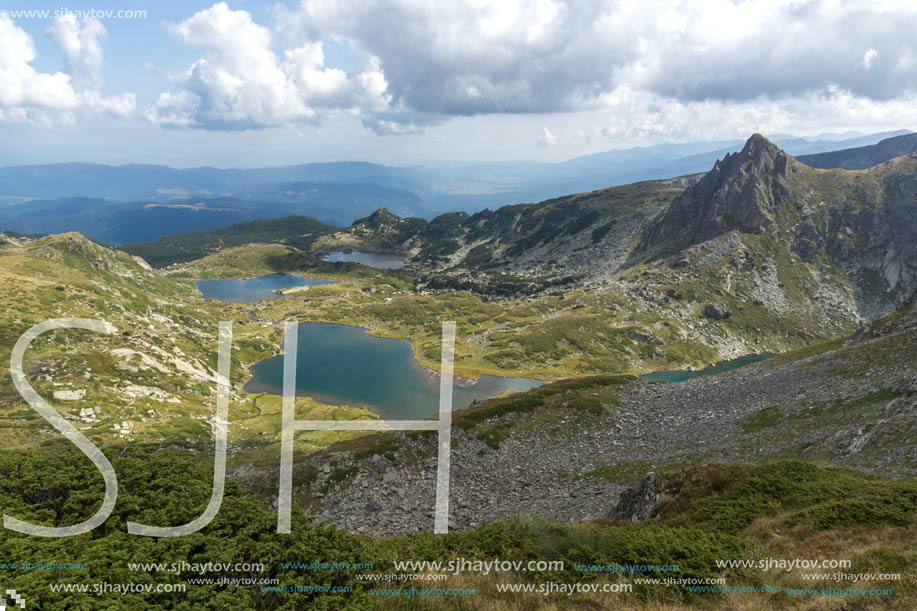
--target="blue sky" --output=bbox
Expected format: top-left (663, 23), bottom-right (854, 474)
top-left (1, 1), bottom-right (915, 167)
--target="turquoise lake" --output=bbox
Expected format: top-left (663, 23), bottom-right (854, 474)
top-left (196, 273), bottom-right (333, 303)
top-left (243, 323), bottom-right (543, 419)
top-left (324, 251), bottom-right (405, 269)
top-left (639, 353), bottom-right (771, 383)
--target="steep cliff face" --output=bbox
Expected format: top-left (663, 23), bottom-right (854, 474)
top-left (640, 134), bottom-right (795, 252)
top-left (815, 157), bottom-right (917, 317)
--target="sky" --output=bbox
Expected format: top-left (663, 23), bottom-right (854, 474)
top-left (1, 0), bottom-right (915, 167)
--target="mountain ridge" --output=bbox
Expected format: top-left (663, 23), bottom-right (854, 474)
top-left (797, 132), bottom-right (917, 170)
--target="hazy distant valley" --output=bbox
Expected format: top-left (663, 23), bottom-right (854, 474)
top-left (1, 130), bottom-right (911, 242)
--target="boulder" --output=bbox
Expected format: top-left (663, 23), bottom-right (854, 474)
top-left (628, 330), bottom-right (664, 345)
top-left (703, 304), bottom-right (732, 320)
top-left (53, 389), bottom-right (85, 401)
top-left (613, 473), bottom-right (662, 522)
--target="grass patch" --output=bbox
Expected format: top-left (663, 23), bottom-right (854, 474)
top-left (453, 375), bottom-right (633, 429)
top-left (659, 460), bottom-right (917, 535)
top-left (476, 425), bottom-right (512, 450)
top-left (353, 439), bottom-right (400, 461)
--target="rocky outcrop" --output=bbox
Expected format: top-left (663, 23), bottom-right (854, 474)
top-left (613, 473), bottom-right (662, 522)
top-left (634, 135), bottom-right (917, 321)
top-left (858, 291), bottom-right (917, 339)
top-left (640, 134), bottom-right (795, 253)
top-left (703, 304), bottom-right (732, 320)
top-left (53, 389), bottom-right (86, 401)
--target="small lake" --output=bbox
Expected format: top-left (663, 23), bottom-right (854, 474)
top-left (324, 251), bottom-right (405, 269)
top-left (244, 323), bottom-right (543, 419)
top-left (196, 273), bottom-right (333, 303)
top-left (639, 353), bottom-right (771, 383)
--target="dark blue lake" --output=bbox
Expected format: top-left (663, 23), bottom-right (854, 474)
top-left (196, 274), bottom-right (333, 303)
top-left (639, 353), bottom-right (771, 383)
top-left (324, 251), bottom-right (405, 269)
top-left (244, 323), bottom-right (542, 419)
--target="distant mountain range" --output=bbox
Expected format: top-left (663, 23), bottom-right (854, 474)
top-left (796, 132), bottom-right (917, 169)
top-left (0, 183), bottom-right (421, 244)
top-left (1, 130), bottom-right (911, 243)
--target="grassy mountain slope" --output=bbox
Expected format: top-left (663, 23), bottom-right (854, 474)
top-left (308, 137), bottom-right (916, 323)
top-left (313, 176), bottom-right (697, 296)
top-left (0, 242), bottom-right (911, 609)
top-left (0, 233), bottom-right (373, 458)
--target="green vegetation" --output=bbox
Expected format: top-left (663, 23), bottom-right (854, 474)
top-left (476, 425), bottom-right (512, 449)
top-left (352, 439), bottom-right (400, 461)
top-left (658, 460), bottom-right (917, 535)
top-left (453, 375), bottom-right (631, 429)
top-left (1, 451), bottom-right (911, 609)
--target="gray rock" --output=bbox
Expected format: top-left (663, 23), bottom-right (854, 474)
top-left (628, 330), bottom-right (664, 345)
top-left (703, 304), bottom-right (732, 320)
top-left (613, 473), bottom-right (662, 522)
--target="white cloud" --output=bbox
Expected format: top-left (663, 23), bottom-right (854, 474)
top-left (145, 0), bottom-right (917, 136)
top-left (591, 85), bottom-right (917, 145)
top-left (537, 127), bottom-right (557, 147)
top-left (45, 13), bottom-right (105, 87)
top-left (275, 0), bottom-right (917, 133)
top-left (145, 2), bottom-right (392, 130)
top-left (143, 91), bottom-right (197, 128)
top-left (860, 48), bottom-right (879, 70)
top-left (0, 10), bottom-right (135, 125)
top-left (283, 1), bottom-right (916, 108)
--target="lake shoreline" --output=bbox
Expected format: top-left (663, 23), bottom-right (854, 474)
top-left (240, 321), bottom-right (543, 419)
top-left (195, 273), bottom-right (335, 303)
top-left (639, 353), bottom-right (772, 383)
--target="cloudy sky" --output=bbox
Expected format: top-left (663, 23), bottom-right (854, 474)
top-left (1, 0), bottom-right (915, 166)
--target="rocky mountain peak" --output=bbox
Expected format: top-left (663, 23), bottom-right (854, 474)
top-left (742, 132), bottom-right (777, 156)
top-left (640, 134), bottom-right (794, 252)
top-left (355, 207), bottom-right (402, 228)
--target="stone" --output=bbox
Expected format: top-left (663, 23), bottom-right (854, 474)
top-left (628, 330), bottom-right (664, 345)
top-left (53, 389), bottom-right (86, 401)
top-left (613, 473), bottom-right (662, 522)
top-left (703, 304), bottom-right (732, 320)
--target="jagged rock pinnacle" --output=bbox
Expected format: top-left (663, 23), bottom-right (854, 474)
top-left (640, 134), bottom-right (794, 252)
